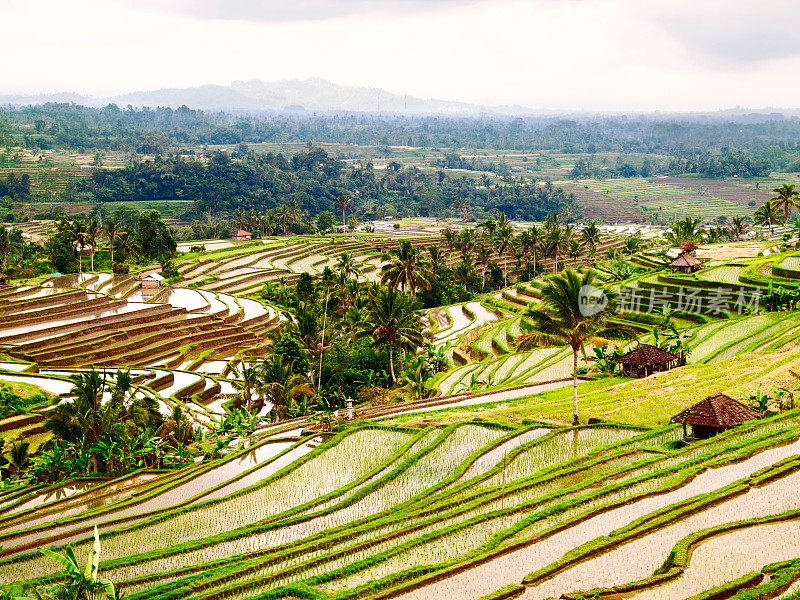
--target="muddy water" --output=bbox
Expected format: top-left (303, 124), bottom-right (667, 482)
top-left (238, 297), bottom-right (267, 320)
top-left (157, 371), bottom-right (203, 398)
top-left (0, 302), bottom-right (150, 339)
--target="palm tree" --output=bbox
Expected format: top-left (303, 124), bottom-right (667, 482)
top-left (665, 216), bottom-right (705, 246)
top-left (524, 225), bottom-right (542, 275)
top-left (427, 245), bottom-right (446, 277)
top-left (580, 221), bottom-right (601, 250)
top-left (260, 355), bottom-right (315, 419)
top-left (623, 235), bottom-right (643, 255)
top-left (493, 222), bottom-right (514, 286)
top-left (770, 184), bottom-right (800, 224)
top-left (69, 221), bottom-right (88, 274)
top-left (517, 269), bottom-right (633, 425)
top-left (230, 362), bottom-right (263, 410)
top-left (334, 194), bottom-right (353, 227)
top-left (441, 229), bottom-right (458, 253)
top-left (360, 286), bottom-right (423, 382)
top-left (568, 238), bottom-right (583, 261)
top-left (475, 243), bottom-right (493, 290)
top-left (86, 219), bottom-right (100, 271)
top-left (753, 202), bottom-right (779, 236)
top-left (729, 215), bottom-right (751, 240)
top-left (458, 228), bottom-right (476, 259)
top-left (103, 218), bottom-right (123, 264)
top-left (0, 227), bottom-right (22, 271)
top-left (45, 369), bottom-right (117, 473)
top-left (336, 252), bottom-right (362, 280)
top-left (8, 440), bottom-right (31, 477)
top-left (380, 240), bottom-right (433, 296)
top-left (453, 255), bottom-right (477, 289)
top-left (544, 225), bottom-right (568, 274)
top-left (114, 231), bottom-right (140, 260)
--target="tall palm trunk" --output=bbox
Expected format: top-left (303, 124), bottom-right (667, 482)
top-left (317, 291), bottom-right (329, 389)
top-left (388, 345), bottom-right (395, 382)
top-left (572, 347), bottom-right (579, 426)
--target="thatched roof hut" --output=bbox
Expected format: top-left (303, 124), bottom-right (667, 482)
top-left (669, 253), bottom-right (702, 274)
top-left (614, 344), bottom-right (678, 378)
top-left (671, 394), bottom-right (761, 439)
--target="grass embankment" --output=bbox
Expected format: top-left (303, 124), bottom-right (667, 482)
top-left (384, 345), bottom-right (800, 428)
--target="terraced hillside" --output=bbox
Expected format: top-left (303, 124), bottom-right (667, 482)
top-left (3, 234), bottom-right (800, 600)
top-left (3, 413), bottom-right (800, 599)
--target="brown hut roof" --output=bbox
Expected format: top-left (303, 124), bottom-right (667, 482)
top-left (234, 230), bottom-right (251, 236)
top-left (614, 344), bottom-right (678, 366)
top-left (669, 253), bottom-right (702, 268)
top-left (670, 394), bottom-right (761, 428)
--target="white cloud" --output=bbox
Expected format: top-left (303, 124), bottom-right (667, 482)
top-left (0, 0), bottom-right (798, 111)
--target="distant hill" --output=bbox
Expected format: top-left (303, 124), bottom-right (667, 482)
top-left (0, 78), bottom-right (500, 115)
top-left (3, 79), bottom-right (800, 119)
top-left (114, 78), bottom-right (490, 114)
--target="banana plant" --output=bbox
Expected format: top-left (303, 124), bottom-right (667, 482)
top-left (38, 526), bottom-right (115, 599)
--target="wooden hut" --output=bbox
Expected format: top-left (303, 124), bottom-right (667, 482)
top-left (232, 229), bottom-right (252, 241)
top-left (671, 394), bottom-right (761, 439)
top-left (668, 253), bottom-right (702, 274)
top-left (140, 272), bottom-right (163, 292)
top-left (614, 344), bottom-right (678, 378)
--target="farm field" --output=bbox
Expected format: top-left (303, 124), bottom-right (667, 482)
top-left (3, 217), bottom-right (800, 598)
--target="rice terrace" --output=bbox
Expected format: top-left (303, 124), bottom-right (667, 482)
top-left (9, 3), bottom-right (800, 597)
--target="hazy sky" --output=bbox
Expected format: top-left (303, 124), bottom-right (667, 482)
top-left (2, 0), bottom-right (798, 111)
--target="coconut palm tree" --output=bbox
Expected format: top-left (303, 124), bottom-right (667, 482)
top-left (458, 228), bottom-right (476, 259)
top-left (44, 369), bottom-right (118, 473)
top-left (753, 201), bottom-right (780, 236)
top-left (729, 215), bottom-right (752, 240)
top-left (475, 243), bottom-right (492, 290)
top-left (441, 229), bottom-right (458, 253)
top-left (517, 269), bottom-right (633, 425)
top-left (86, 219), bottom-right (100, 271)
top-left (426, 245), bottom-right (446, 277)
top-left (103, 218), bottom-right (123, 264)
top-left (665, 216), bottom-right (705, 246)
top-left (493, 222), bottom-right (514, 286)
top-left (334, 194), bottom-right (353, 227)
top-left (230, 362), bottom-right (263, 410)
top-left (114, 231), bottom-right (140, 260)
top-left (260, 355), bottom-right (315, 419)
top-left (522, 225), bottom-right (542, 275)
top-left (0, 227), bottom-right (22, 271)
top-left (360, 286), bottom-right (423, 382)
top-left (580, 221), bottom-right (601, 250)
top-left (336, 252), bottom-right (362, 280)
top-left (544, 225), bottom-right (568, 274)
top-left (771, 184), bottom-right (800, 223)
top-left (380, 240), bottom-right (433, 296)
top-left (7, 440), bottom-right (31, 477)
top-left (69, 221), bottom-right (88, 274)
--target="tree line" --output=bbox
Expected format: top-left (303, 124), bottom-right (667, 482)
top-left (77, 148), bottom-right (580, 222)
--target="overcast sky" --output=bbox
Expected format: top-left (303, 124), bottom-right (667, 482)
top-left (1, 0), bottom-right (797, 111)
